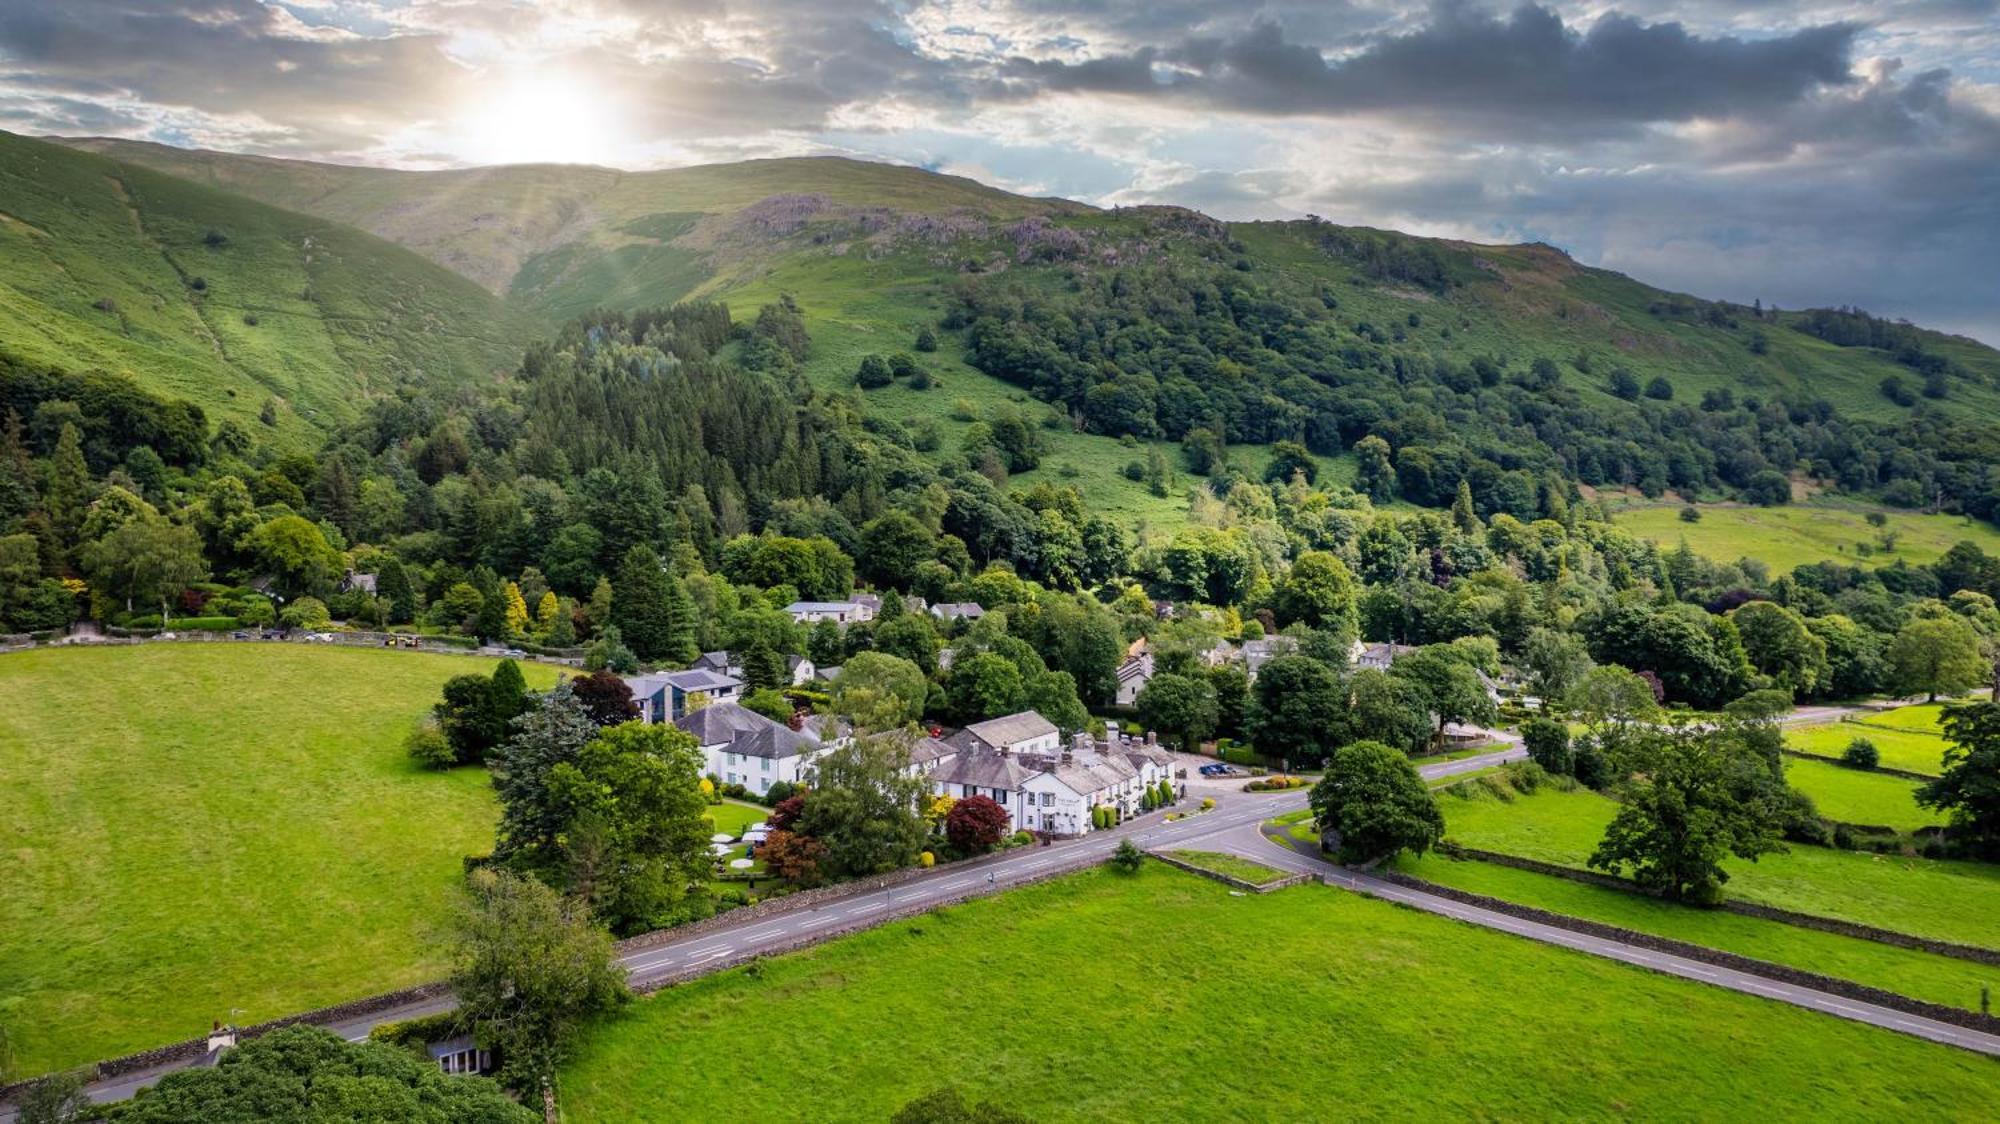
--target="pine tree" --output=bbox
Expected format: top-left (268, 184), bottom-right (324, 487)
top-left (0, 410), bottom-right (35, 523)
top-left (44, 422), bottom-right (92, 572)
top-left (536, 590), bottom-right (561, 635)
top-left (613, 545), bottom-right (688, 664)
top-left (1451, 479), bottom-right (1480, 534)
top-left (378, 558), bottom-right (418, 624)
top-left (661, 565), bottom-right (699, 667)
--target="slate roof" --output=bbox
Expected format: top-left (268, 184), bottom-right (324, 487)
top-left (676, 702), bottom-right (818, 759)
top-left (963, 710), bottom-right (1058, 749)
top-left (930, 749), bottom-right (1037, 791)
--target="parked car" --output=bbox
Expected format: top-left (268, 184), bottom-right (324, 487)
top-left (231, 631), bottom-right (250, 640)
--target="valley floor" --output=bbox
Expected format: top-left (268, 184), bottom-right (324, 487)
top-left (559, 865), bottom-right (2000, 1121)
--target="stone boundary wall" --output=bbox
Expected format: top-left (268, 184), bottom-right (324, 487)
top-left (1778, 747), bottom-right (1936, 782)
top-left (1448, 846), bottom-right (2000, 967)
top-left (0, 982), bottom-right (455, 1104)
top-left (1367, 867), bottom-right (2000, 1038)
top-left (1146, 850), bottom-right (1312, 894)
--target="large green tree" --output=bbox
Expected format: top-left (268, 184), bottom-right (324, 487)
top-left (80, 517), bottom-right (206, 621)
top-left (612, 545), bottom-right (697, 666)
top-left (1136, 673), bottom-right (1218, 752)
top-left (1588, 725), bottom-right (1789, 903)
top-left (1917, 703), bottom-right (2000, 856)
top-left (830, 651), bottom-right (930, 732)
top-left (449, 868), bottom-right (629, 1109)
top-left (797, 735), bottom-right (930, 877)
top-left (1730, 600), bottom-right (1828, 697)
top-left (1246, 654), bottom-right (1347, 766)
top-left (1272, 550), bottom-right (1358, 637)
top-left (1388, 645), bottom-right (1498, 753)
top-left (1886, 615), bottom-right (1987, 702)
top-left (1309, 740), bottom-right (1444, 863)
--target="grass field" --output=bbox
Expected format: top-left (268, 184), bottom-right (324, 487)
top-left (561, 866), bottom-right (2000, 1120)
top-left (1437, 785), bottom-right (2000, 948)
top-left (1394, 852), bottom-right (1997, 1014)
top-left (1162, 849), bottom-right (1290, 885)
top-left (1789, 718), bottom-right (1951, 776)
top-left (1854, 704), bottom-right (1952, 734)
top-left (0, 643), bottom-right (560, 1077)
top-left (1783, 757), bottom-right (1943, 833)
top-left (1610, 501), bottom-right (2000, 571)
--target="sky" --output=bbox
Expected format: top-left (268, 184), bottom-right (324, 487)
top-left (1, 1), bottom-right (1995, 343)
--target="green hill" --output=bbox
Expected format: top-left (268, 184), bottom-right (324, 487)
top-left (0, 132), bottom-right (526, 439)
top-left (28, 135), bottom-right (2000, 547)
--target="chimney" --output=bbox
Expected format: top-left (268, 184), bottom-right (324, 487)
top-left (1145, 731), bottom-right (1158, 747)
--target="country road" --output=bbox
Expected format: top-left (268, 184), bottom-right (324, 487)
top-left (11, 727), bottom-right (1995, 1117)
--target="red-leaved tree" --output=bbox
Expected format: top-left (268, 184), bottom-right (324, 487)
top-left (760, 829), bottom-right (826, 886)
top-left (944, 795), bottom-right (1011, 853)
top-left (571, 669), bottom-right (639, 727)
top-left (768, 794), bottom-right (806, 833)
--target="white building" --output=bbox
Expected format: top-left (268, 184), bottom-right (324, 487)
top-left (959, 710), bottom-right (1061, 756)
top-left (1114, 651), bottom-right (1154, 706)
top-left (786, 600), bottom-right (875, 625)
top-left (677, 702), bottom-right (828, 797)
top-left (922, 715), bottom-right (1181, 837)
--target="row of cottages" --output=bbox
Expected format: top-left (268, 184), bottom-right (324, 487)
top-left (918, 711), bottom-right (1180, 837)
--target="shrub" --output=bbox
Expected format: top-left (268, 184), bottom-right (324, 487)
top-left (280, 596), bottom-right (331, 629)
top-left (1201, 797), bottom-right (1215, 810)
top-left (405, 722), bottom-right (455, 771)
top-left (1110, 839), bottom-right (1143, 873)
top-left (914, 326), bottom-right (939, 352)
top-left (171, 615), bottom-right (239, 631)
top-left (919, 851), bottom-right (935, 868)
top-left (1840, 737), bottom-right (1881, 770)
top-left (856, 354), bottom-right (893, 388)
top-left (763, 779), bottom-right (798, 806)
top-left (1010, 830), bottom-right (1033, 846)
top-left (1678, 505), bottom-right (1702, 523)
top-left (1521, 718), bottom-right (1572, 776)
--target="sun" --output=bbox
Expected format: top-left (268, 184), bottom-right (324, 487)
top-left (452, 71), bottom-right (629, 166)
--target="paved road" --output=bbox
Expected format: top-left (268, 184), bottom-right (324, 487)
top-left (1201, 819), bottom-right (2000, 1059)
top-left (26, 732), bottom-right (1998, 1116)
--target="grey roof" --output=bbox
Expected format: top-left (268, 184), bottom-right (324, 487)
top-left (788, 600), bottom-right (861, 612)
top-left (676, 702), bottom-right (818, 759)
top-left (664, 668), bottom-right (742, 693)
top-left (931, 749), bottom-right (1036, 791)
top-left (909, 736), bottom-right (956, 767)
top-left (931, 601), bottom-right (985, 618)
top-left (427, 1035), bottom-right (478, 1059)
top-left (964, 710), bottom-right (1058, 749)
top-left (694, 650), bottom-right (735, 671)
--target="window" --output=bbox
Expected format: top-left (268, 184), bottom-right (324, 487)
top-left (1041, 793), bottom-right (1053, 807)
top-left (762, 757), bottom-right (772, 772)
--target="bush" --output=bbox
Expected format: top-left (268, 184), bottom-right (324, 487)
top-left (172, 615), bottom-right (240, 631)
top-left (1678, 505), bottom-right (1702, 523)
top-left (1010, 830), bottom-right (1033, 846)
top-left (919, 851), bottom-right (935, 868)
top-left (1201, 797), bottom-right (1215, 810)
top-left (406, 722), bottom-right (455, 770)
top-left (1840, 737), bottom-right (1881, 770)
top-left (856, 354), bottom-right (893, 388)
top-left (1521, 718), bottom-right (1572, 776)
top-left (1110, 839), bottom-right (1143, 873)
top-left (280, 596), bottom-right (331, 629)
top-left (763, 779), bottom-right (798, 806)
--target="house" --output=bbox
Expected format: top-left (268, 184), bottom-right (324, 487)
top-left (930, 602), bottom-right (985, 623)
top-left (1114, 651), bottom-right (1154, 706)
top-left (337, 570), bottom-right (377, 595)
top-left (812, 664), bottom-right (841, 684)
top-left (624, 668), bottom-right (744, 724)
top-left (786, 654), bottom-right (817, 686)
top-left (1196, 638), bottom-right (1238, 668)
top-left (853, 593), bottom-right (883, 617)
top-left (1240, 636), bottom-right (1298, 680)
top-left (677, 701), bottom-right (828, 797)
top-left (692, 650), bottom-right (743, 679)
top-left (906, 735), bottom-right (958, 776)
top-left (1352, 641), bottom-right (1415, 671)
top-left (956, 710), bottom-right (1062, 756)
top-left (428, 1035), bottom-right (492, 1076)
top-left (786, 600), bottom-right (874, 625)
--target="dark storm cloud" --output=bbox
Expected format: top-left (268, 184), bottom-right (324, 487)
top-left (1011, 4), bottom-right (1860, 133)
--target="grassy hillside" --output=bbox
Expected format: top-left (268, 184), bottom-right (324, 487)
top-left (0, 132), bottom-right (526, 438)
top-left (0, 644), bottom-right (560, 1077)
top-left (561, 864), bottom-right (2000, 1120)
top-left (39, 136), bottom-right (2000, 550)
top-left (1607, 499), bottom-right (2000, 572)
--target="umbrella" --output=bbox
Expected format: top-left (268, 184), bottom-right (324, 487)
top-left (710, 833), bottom-right (735, 843)
top-left (709, 843), bottom-right (733, 856)
top-left (729, 858), bottom-right (755, 870)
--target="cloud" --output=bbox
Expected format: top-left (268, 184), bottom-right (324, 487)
top-left (1006, 4), bottom-right (1861, 137)
top-left (0, 1), bottom-right (1994, 342)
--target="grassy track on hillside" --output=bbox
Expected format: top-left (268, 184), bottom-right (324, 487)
top-left (1783, 757), bottom-right (1943, 833)
top-left (1394, 853), bottom-right (1996, 1013)
top-left (561, 866), bottom-right (2000, 1121)
top-left (1437, 786), bottom-right (2000, 949)
top-left (0, 644), bottom-right (559, 1077)
top-left (1609, 501), bottom-right (2000, 571)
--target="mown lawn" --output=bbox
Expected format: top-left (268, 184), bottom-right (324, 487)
top-left (1394, 853), bottom-right (1997, 1013)
top-left (0, 643), bottom-right (560, 1077)
top-left (702, 800), bottom-right (767, 837)
top-left (1438, 786), bottom-right (2000, 948)
top-left (1611, 501), bottom-right (2000, 572)
top-left (1783, 757), bottom-right (1943, 833)
top-left (562, 866), bottom-right (2000, 1121)
top-left (1789, 722), bottom-right (1950, 776)
top-left (1162, 849), bottom-right (1289, 885)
